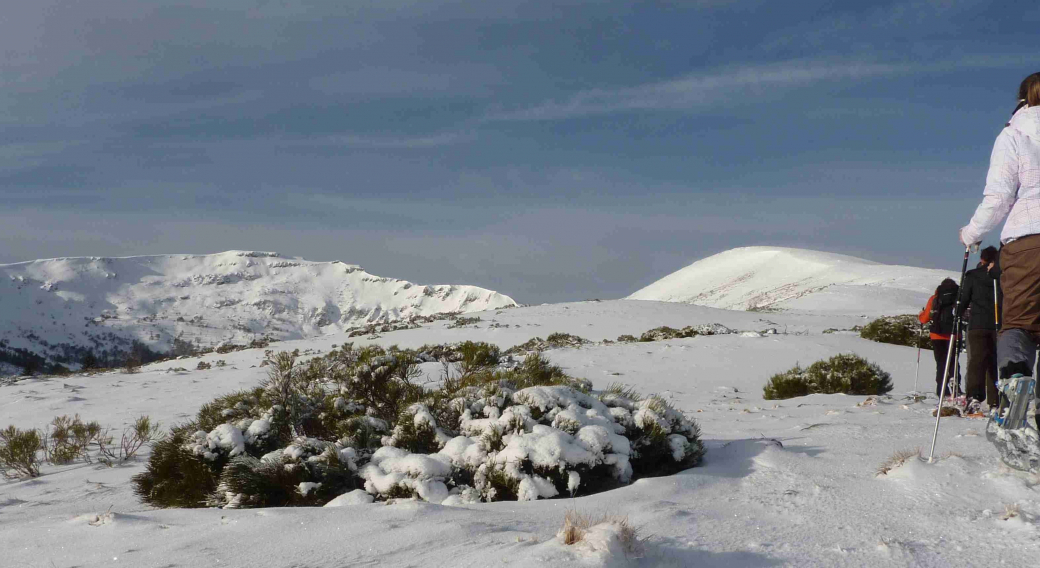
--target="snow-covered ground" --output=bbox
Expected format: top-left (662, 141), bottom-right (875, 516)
top-left (629, 246), bottom-right (958, 315)
top-left (0, 250), bottom-right (515, 367)
top-left (3, 300), bottom-right (1038, 567)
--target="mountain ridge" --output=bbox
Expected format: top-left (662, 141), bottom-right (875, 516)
top-left (627, 246), bottom-right (959, 315)
top-left (0, 250), bottom-right (515, 371)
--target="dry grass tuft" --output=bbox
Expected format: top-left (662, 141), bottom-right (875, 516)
top-left (559, 510), bottom-right (643, 556)
top-left (876, 447), bottom-right (921, 476)
top-left (1001, 503), bottom-right (1020, 521)
top-left (932, 406), bottom-right (960, 418)
top-left (559, 510), bottom-right (589, 545)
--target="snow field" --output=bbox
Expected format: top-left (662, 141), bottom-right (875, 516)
top-left (2, 300), bottom-right (1039, 567)
top-left (629, 246), bottom-right (958, 315)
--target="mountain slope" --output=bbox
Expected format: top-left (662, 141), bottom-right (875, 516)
top-left (0, 250), bottom-right (515, 368)
top-left (628, 246), bottom-right (958, 315)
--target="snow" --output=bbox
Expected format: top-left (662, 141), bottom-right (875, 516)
top-left (360, 447), bottom-right (453, 503)
top-left (3, 281), bottom-right (1040, 567)
top-left (0, 250), bottom-right (516, 370)
top-left (629, 246), bottom-right (958, 315)
top-left (191, 423), bottom-right (245, 458)
top-left (323, 489), bottom-right (375, 507)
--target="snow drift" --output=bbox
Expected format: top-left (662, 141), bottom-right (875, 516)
top-left (628, 246), bottom-right (958, 315)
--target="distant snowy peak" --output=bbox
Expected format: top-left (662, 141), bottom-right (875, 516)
top-left (628, 246), bottom-right (958, 315)
top-left (0, 250), bottom-right (516, 363)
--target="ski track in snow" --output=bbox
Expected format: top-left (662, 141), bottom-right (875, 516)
top-left (2, 300), bottom-right (1039, 567)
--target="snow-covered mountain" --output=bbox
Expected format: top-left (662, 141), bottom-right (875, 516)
top-left (0, 250), bottom-right (515, 368)
top-left (628, 246), bottom-right (959, 315)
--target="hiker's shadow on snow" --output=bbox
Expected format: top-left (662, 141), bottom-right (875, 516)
top-left (690, 438), bottom-right (824, 479)
top-left (645, 538), bottom-right (782, 568)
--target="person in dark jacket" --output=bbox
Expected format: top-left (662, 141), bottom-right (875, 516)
top-left (958, 246), bottom-right (1001, 407)
top-left (919, 278), bottom-right (961, 397)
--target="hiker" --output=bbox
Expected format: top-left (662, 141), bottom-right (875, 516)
top-left (958, 246), bottom-right (1000, 408)
top-left (919, 278), bottom-right (961, 397)
top-left (959, 72), bottom-right (1040, 428)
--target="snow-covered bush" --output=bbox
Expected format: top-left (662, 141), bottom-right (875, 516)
top-left (417, 341), bottom-right (501, 370)
top-left (763, 354), bottom-right (893, 400)
top-left (638, 324), bottom-right (735, 342)
top-left (135, 346), bottom-right (704, 508)
top-left (505, 333), bottom-right (589, 355)
top-left (132, 425), bottom-right (227, 507)
top-left (860, 315), bottom-right (930, 349)
top-left (215, 438), bottom-right (358, 508)
top-left (360, 446), bottom-right (454, 503)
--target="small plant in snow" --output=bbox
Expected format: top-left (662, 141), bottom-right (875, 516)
top-left (46, 415), bottom-right (102, 464)
top-left (97, 416), bottom-right (163, 466)
top-left (1001, 503), bottom-right (1021, 521)
top-left (559, 510), bottom-right (643, 557)
top-left (196, 361), bottom-right (212, 370)
top-left (876, 448), bottom-right (920, 476)
top-left (0, 426), bottom-right (43, 478)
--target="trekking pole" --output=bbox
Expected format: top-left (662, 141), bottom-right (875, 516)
top-left (929, 246), bottom-right (972, 463)
top-left (994, 282), bottom-right (999, 327)
top-left (913, 323), bottom-right (923, 395)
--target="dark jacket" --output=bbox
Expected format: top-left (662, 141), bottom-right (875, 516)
top-left (958, 266), bottom-right (1000, 331)
top-left (927, 279), bottom-right (959, 336)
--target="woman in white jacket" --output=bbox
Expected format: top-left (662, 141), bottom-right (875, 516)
top-left (960, 72), bottom-right (1040, 425)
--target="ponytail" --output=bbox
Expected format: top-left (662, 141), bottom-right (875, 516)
top-left (1019, 73), bottom-right (1040, 107)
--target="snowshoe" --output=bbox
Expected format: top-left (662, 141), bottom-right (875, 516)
top-left (985, 374), bottom-right (1040, 473)
top-left (963, 399), bottom-right (986, 419)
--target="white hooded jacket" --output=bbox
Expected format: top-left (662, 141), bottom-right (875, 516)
top-left (961, 105), bottom-right (1040, 245)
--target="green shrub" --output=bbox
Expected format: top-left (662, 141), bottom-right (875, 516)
top-left (763, 354), bottom-right (893, 400)
top-left (343, 348), bottom-right (424, 424)
top-left (505, 333), bottom-right (588, 355)
top-left (762, 366), bottom-right (811, 400)
top-left (0, 426), bottom-right (43, 478)
top-left (135, 346), bottom-right (703, 509)
top-left (859, 315), bottom-right (930, 349)
top-left (132, 424), bottom-right (225, 508)
top-left (447, 316), bottom-right (481, 329)
top-left (456, 341), bottom-right (501, 374)
top-left (216, 443), bottom-right (357, 508)
top-left (47, 415), bottom-right (102, 465)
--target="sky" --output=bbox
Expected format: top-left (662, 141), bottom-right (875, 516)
top-left (1, 0), bottom-right (1038, 304)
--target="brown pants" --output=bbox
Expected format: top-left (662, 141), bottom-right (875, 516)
top-left (966, 329), bottom-right (998, 405)
top-left (1000, 234), bottom-right (1040, 332)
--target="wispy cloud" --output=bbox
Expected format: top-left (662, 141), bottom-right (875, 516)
top-left (279, 130), bottom-right (476, 149)
top-left (485, 60), bottom-right (911, 122)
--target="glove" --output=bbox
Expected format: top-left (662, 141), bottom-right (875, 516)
top-left (959, 227), bottom-right (980, 251)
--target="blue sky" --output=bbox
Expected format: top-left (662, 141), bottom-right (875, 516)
top-left (1, 0), bottom-right (1037, 303)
